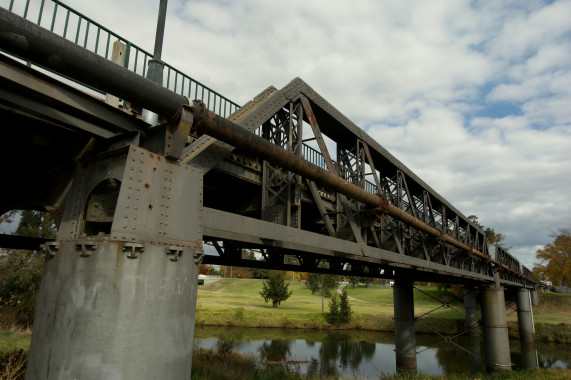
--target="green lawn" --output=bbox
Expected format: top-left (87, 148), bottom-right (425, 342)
top-left (0, 330), bottom-right (31, 354)
top-left (196, 279), bottom-right (468, 333)
top-left (197, 279), bottom-right (571, 340)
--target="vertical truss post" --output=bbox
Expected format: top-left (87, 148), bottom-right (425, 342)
top-left (27, 145), bottom-right (204, 379)
top-left (287, 101), bottom-right (303, 229)
top-left (261, 109), bottom-right (292, 225)
top-left (463, 285), bottom-right (480, 336)
top-left (481, 284), bottom-right (512, 372)
top-left (393, 277), bottom-right (417, 372)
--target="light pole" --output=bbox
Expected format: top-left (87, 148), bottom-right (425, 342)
top-left (142, 0), bottom-right (168, 125)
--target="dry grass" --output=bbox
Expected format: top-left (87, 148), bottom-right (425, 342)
top-left (0, 350), bottom-right (27, 380)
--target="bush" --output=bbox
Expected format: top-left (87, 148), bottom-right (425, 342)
top-left (328, 291), bottom-right (351, 325)
top-left (0, 350), bottom-right (27, 380)
top-left (0, 251), bottom-right (44, 326)
top-left (259, 272), bottom-right (292, 308)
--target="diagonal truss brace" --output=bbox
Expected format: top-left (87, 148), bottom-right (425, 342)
top-left (300, 94), bottom-right (363, 244)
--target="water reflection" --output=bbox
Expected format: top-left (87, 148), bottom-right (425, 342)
top-left (195, 326), bottom-right (568, 377)
top-left (259, 339), bottom-right (292, 362)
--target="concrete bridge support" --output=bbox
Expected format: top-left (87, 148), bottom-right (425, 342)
top-left (463, 286), bottom-right (480, 336)
top-left (26, 145), bottom-right (204, 380)
top-left (481, 284), bottom-right (511, 372)
top-left (531, 288), bottom-right (539, 307)
top-left (393, 278), bottom-right (417, 372)
top-left (520, 341), bottom-right (539, 369)
top-left (516, 288), bottom-right (535, 342)
top-left (464, 286), bottom-right (482, 374)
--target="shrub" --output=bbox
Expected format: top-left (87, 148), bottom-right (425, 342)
top-left (328, 291), bottom-right (352, 325)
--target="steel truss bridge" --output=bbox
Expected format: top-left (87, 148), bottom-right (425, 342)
top-left (0, 2), bottom-right (537, 378)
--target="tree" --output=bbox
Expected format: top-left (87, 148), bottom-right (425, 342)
top-left (198, 264), bottom-right (209, 275)
top-left (259, 271), bottom-right (292, 307)
top-left (0, 210), bottom-right (56, 325)
top-left (534, 228), bottom-right (571, 287)
top-left (328, 290), bottom-right (352, 325)
top-left (306, 273), bottom-right (337, 312)
top-left (467, 215), bottom-right (505, 246)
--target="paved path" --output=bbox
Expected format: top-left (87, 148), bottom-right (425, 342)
top-left (337, 284), bottom-right (368, 302)
top-left (337, 284), bottom-right (395, 307)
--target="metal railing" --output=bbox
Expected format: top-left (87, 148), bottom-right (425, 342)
top-left (4, 0), bottom-right (240, 117)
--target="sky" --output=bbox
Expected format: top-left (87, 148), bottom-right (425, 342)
top-left (1, 0), bottom-right (570, 269)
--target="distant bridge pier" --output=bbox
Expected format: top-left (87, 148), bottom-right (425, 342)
top-left (464, 286), bottom-right (482, 374)
top-left (26, 145), bottom-right (204, 379)
top-left (520, 340), bottom-right (539, 369)
top-left (516, 288), bottom-right (536, 342)
top-left (531, 288), bottom-right (539, 307)
top-left (481, 284), bottom-right (512, 372)
top-left (516, 287), bottom-right (538, 370)
top-left (393, 277), bottom-right (417, 372)
top-left (463, 285), bottom-right (480, 336)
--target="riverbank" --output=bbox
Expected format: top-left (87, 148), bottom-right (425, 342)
top-left (195, 279), bottom-right (571, 343)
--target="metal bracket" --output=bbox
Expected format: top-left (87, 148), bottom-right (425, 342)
top-left (41, 241), bottom-right (59, 257)
top-left (123, 242), bottom-right (145, 259)
top-left (193, 250), bottom-right (205, 265)
top-left (76, 242), bottom-right (98, 257)
top-left (166, 246), bottom-right (184, 262)
top-left (165, 105), bottom-right (194, 160)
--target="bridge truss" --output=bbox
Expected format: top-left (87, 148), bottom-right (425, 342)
top-left (0, 4), bottom-right (533, 288)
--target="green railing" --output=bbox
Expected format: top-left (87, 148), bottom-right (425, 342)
top-left (4, 0), bottom-right (240, 117)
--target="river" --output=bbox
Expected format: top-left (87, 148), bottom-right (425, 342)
top-left (195, 326), bottom-right (569, 378)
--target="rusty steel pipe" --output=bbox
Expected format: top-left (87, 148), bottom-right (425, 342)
top-left (189, 102), bottom-right (524, 279)
top-left (190, 102), bottom-right (388, 213)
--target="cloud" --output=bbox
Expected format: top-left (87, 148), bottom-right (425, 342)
top-left (28, 0), bottom-right (571, 269)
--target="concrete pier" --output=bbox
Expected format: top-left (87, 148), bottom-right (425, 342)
top-left (393, 278), bottom-right (417, 372)
top-left (481, 284), bottom-right (511, 372)
top-left (26, 145), bottom-right (204, 379)
top-left (463, 285), bottom-right (480, 336)
top-left (520, 340), bottom-right (539, 369)
top-left (516, 288), bottom-right (535, 342)
top-left (531, 288), bottom-right (539, 307)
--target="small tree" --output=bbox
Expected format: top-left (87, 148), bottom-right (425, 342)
top-left (306, 273), bottom-right (337, 312)
top-left (328, 290), bottom-right (352, 325)
top-left (338, 290), bottom-right (352, 324)
top-left (259, 271), bottom-right (292, 308)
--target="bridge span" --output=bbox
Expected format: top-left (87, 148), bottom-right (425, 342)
top-left (0, 4), bottom-right (537, 378)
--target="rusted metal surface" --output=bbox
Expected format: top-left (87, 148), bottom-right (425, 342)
top-left (189, 102), bottom-right (389, 213)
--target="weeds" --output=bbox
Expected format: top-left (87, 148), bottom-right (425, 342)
top-left (0, 350), bottom-right (27, 380)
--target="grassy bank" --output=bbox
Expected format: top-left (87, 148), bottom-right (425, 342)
top-left (197, 280), bottom-right (463, 332)
top-left (196, 279), bottom-right (570, 343)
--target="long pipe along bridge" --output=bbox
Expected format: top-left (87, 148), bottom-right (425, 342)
top-left (1, 4), bottom-right (539, 378)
